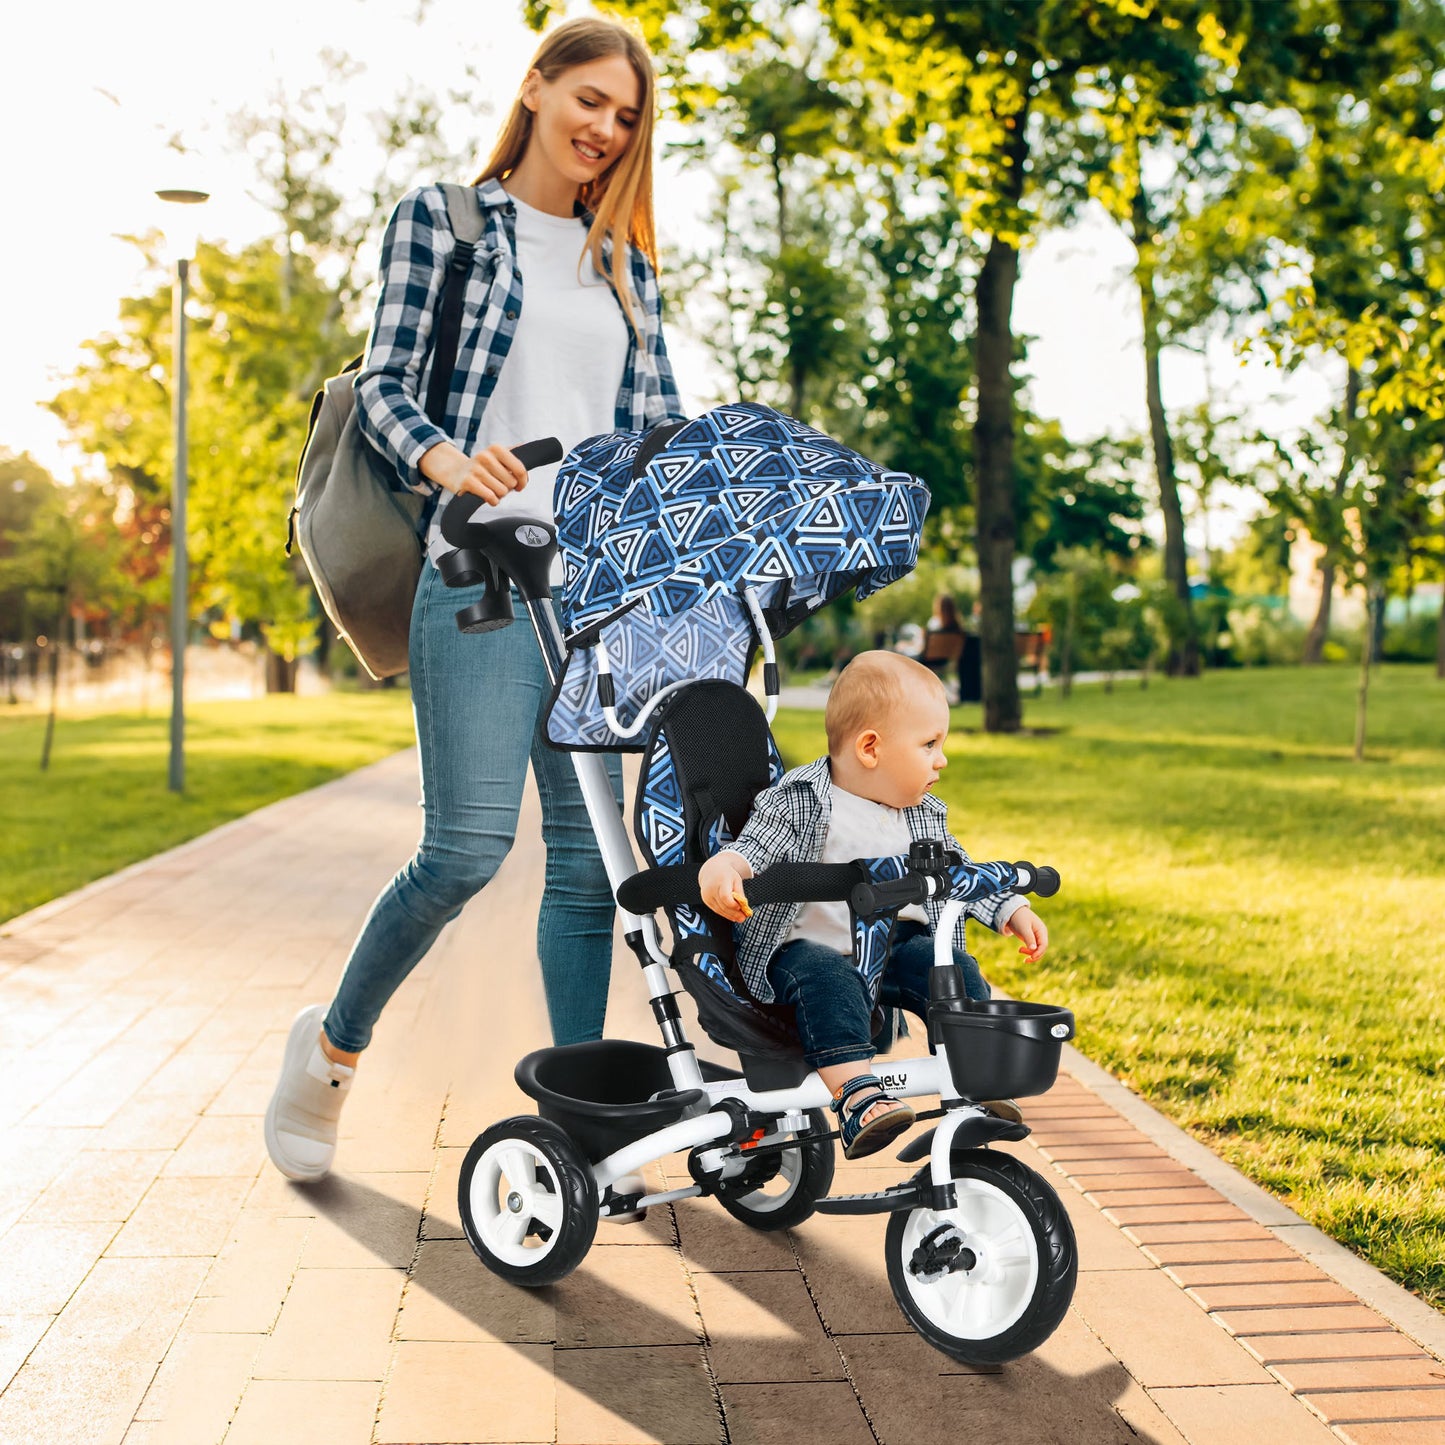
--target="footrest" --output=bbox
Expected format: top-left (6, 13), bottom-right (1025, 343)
top-left (814, 1184), bottom-right (921, 1216)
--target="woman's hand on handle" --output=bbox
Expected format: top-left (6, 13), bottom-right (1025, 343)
top-left (420, 441), bottom-right (528, 505)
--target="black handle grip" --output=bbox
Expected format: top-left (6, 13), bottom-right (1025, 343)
top-left (438, 437), bottom-right (564, 550)
top-left (743, 862), bottom-right (865, 908)
top-left (1013, 862), bottom-right (1061, 898)
top-left (512, 436), bottom-right (564, 470)
top-left (616, 860), bottom-right (864, 916)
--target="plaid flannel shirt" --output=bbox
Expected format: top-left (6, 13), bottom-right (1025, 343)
top-left (356, 179), bottom-right (686, 493)
top-left (724, 757), bottom-right (1028, 1004)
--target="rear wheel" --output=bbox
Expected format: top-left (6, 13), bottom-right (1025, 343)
top-left (459, 1116), bottom-right (598, 1287)
top-left (710, 1109), bottom-right (835, 1231)
top-left (885, 1149), bottom-right (1076, 1365)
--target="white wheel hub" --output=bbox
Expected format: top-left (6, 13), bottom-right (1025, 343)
top-left (470, 1138), bottom-right (567, 1267)
top-left (900, 1176), bottom-right (1039, 1340)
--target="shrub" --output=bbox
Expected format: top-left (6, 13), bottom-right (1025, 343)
top-left (1227, 603), bottom-right (1307, 667)
top-left (1382, 610), bottom-right (1440, 663)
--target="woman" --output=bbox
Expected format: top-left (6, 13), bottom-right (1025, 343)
top-left (918, 594), bottom-right (965, 673)
top-left (265, 15), bottom-right (686, 1182)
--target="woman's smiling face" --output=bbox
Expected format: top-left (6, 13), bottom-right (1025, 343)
top-left (522, 54), bottom-right (642, 190)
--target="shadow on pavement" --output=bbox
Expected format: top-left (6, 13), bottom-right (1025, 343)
top-left (300, 1173), bottom-right (1161, 1444)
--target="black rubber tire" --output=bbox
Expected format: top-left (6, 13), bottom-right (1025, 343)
top-left (716, 1109), bottom-right (836, 1232)
top-left (458, 1115), bottom-right (598, 1287)
top-left (885, 1148), bottom-right (1077, 1365)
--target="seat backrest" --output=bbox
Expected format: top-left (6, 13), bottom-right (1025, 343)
top-left (920, 628), bottom-right (964, 664)
top-left (633, 680), bottom-right (804, 1058)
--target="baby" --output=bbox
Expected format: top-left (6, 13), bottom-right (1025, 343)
top-left (699, 651), bottom-right (1048, 1158)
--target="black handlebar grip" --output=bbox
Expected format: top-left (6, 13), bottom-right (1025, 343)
top-left (511, 436), bottom-right (564, 471)
top-left (616, 864), bottom-right (700, 914)
top-left (1013, 862), bottom-right (1061, 898)
top-left (617, 860), bottom-right (863, 917)
top-left (437, 437), bottom-right (565, 549)
top-left (743, 862), bottom-right (864, 907)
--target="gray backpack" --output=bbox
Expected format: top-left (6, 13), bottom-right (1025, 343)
top-left (288, 184), bottom-right (484, 680)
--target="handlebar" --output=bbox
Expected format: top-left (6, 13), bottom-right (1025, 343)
top-left (615, 856), bottom-right (1060, 918)
top-left (438, 436), bottom-right (564, 549)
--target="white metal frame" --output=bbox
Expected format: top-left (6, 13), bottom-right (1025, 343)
top-left (521, 587), bottom-right (1026, 1213)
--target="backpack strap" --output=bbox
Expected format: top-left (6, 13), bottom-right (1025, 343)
top-left (423, 183), bottom-right (486, 425)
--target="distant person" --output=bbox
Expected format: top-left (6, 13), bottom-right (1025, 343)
top-left (265, 15), bottom-right (686, 1183)
top-left (915, 593), bottom-right (966, 700)
top-left (699, 652), bottom-right (1049, 1157)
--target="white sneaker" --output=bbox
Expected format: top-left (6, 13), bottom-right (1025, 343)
top-left (264, 1005), bottom-right (354, 1181)
top-left (605, 1171), bottom-right (648, 1224)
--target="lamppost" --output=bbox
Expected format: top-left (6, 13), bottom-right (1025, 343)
top-left (156, 187), bottom-right (208, 793)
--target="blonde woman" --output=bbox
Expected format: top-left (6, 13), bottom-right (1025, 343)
top-left (266, 16), bottom-right (685, 1182)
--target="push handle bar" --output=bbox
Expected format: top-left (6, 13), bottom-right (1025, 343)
top-left (438, 436), bottom-right (564, 549)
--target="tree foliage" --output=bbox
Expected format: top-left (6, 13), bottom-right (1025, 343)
top-left (45, 68), bottom-right (482, 684)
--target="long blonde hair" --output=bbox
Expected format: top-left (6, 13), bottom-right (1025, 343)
top-left (474, 15), bottom-right (658, 340)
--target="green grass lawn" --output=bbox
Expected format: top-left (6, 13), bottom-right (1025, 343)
top-left (773, 664), bottom-right (1445, 1310)
top-left (0, 692), bottom-right (416, 924)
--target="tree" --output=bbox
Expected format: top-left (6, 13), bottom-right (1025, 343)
top-left (49, 66), bottom-right (483, 689)
top-left (0, 481), bottom-right (119, 767)
top-left (826, 0), bottom-right (1276, 726)
top-left (0, 452), bottom-right (62, 646)
top-left (1016, 423), bottom-right (1150, 574)
top-left (1219, 1), bottom-right (1445, 660)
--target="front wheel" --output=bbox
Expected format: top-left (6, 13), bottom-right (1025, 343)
top-left (708, 1109), bottom-right (835, 1231)
top-left (885, 1149), bottom-right (1076, 1365)
top-left (458, 1116), bottom-right (598, 1287)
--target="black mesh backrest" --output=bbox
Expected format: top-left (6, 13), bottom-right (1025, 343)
top-left (647, 680), bottom-right (775, 861)
top-left (633, 680), bottom-right (804, 1060)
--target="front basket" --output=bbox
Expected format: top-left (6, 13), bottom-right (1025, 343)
top-left (930, 1000), bottom-right (1076, 1101)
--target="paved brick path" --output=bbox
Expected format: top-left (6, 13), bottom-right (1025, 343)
top-left (1, 749), bottom-right (1441, 1444)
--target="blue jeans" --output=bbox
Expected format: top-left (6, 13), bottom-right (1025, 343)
top-left (324, 561), bottom-right (623, 1053)
top-left (766, 922), bottom-right (990, 1069)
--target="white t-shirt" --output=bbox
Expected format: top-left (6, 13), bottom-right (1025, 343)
top-left (782, 783), bottom-right (929, 956)
top-left (427, 192), bottom-right (629, 564)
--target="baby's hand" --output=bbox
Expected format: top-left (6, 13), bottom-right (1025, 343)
top-left (1004, 906), bottom-right (1048, 962)
top-left (699, 851), bottom-right (753, 923)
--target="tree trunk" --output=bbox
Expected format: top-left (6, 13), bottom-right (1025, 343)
top-left (1304, 559), bottom-right (1337, 663)
top-left (974, 230), bottom-right (1023, 732)
top-left (1143, 325), bottom-right (1196, 675)
top-left (973, 116), bottom-right (1028, 735)
top-left (1134, 189), bottom-right (1197, 678)
top-left (1060, 595), bottom-right (1074, 701)
top-left (1436, 583), bottom-right (1444, 680)
top-left (265, 651), bottom-right (298, 694)
top-left (40, 590), bottom-right (66, 772)
top-left (1354, 583), bottom-right (1383, 762)
top-left (1304, 366), bottom-right (1361, 664)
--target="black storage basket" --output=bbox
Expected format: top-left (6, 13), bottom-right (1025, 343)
top-left (931, 1000), bottom-right (1075, 1101)
top-left (514, 1040), bottom-right (706, 1163)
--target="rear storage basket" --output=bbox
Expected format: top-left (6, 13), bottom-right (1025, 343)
top-left (930, 1000), bottom-right (1075, 1101)
top-left (514, 1040), bottom-right (705, 1162)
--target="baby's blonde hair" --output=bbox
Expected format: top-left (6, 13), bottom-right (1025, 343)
top-left (824, 651), bottom-right (947, 757)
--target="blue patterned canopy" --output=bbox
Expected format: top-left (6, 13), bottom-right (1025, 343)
top-left (554, 402), bottom-right (929, 639)
top-left (544, 402), bottom-right (930, 750)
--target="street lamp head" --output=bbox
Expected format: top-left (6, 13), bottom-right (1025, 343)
top-left (155, 188), bottom-right (210, 262)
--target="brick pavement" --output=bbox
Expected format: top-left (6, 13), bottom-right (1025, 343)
top-left (1, 748), bottom-right (1441, 1444)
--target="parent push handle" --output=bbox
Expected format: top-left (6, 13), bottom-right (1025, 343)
top-left (437, 438), bottom-right (565, 628)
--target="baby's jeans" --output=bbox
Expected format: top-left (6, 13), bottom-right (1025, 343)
top-left (765, 921), bottom-right (990, 1070)
top-left (323, 563), bottom-right (622, 1054)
